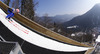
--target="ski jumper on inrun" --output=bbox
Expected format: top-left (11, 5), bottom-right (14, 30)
top-left (6, 8), bottom-right (20, 20)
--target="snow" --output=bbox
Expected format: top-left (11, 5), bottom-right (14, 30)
top-left (96, 35), bottom-right (100, 42)
top-left (67, 25), bottom-right (78, 29)
top-left (71, 33), bottom-right (75, 37)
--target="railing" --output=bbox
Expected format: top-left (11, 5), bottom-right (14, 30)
top-left (0, 35), bottom-right (6, 42)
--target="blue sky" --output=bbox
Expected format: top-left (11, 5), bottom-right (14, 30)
top-left (35, 0), bottom-right (100, 16)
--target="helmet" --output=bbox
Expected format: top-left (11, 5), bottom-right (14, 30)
top-left (15, 9), bottom-right (20, 13)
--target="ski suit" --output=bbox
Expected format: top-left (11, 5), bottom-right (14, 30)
top-left (6, 8), bottom-right (15, 19)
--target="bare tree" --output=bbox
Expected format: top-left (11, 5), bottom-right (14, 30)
top-left (21, 0), bottom-right (36, 20)
top-left (3, 0), bottom-right (10, 6)
top-left (11, 0), bottom-right (20, 9)
top-left (34, 15), bottom-right (41, 23)
top-left (42, 13), bottom-right (52, 27)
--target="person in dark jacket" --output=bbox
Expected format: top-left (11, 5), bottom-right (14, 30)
top-left (6, 8), bottom-right (19, 20)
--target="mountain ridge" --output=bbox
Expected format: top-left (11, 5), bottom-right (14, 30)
top-left (62, 3), bottom-right (100, 32)
top-left (39, 14), bottom-right (78, 23)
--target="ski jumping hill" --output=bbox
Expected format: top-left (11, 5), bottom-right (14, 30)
top-left (0, 1), bottom-right (93, 53)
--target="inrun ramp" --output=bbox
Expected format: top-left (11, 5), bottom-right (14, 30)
top-left (0, 1), bottom-right (93, 52)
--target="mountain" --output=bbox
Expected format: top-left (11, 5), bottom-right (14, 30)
top-left (52, 14), bottom-right (78, 23)
top-left (39, 14), bottom-right (78, 23)
top-left (62, 3), bottom-right (100, 32)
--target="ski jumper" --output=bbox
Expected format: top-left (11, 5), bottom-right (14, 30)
top-left (6, 8), bottom-right (15, 19)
